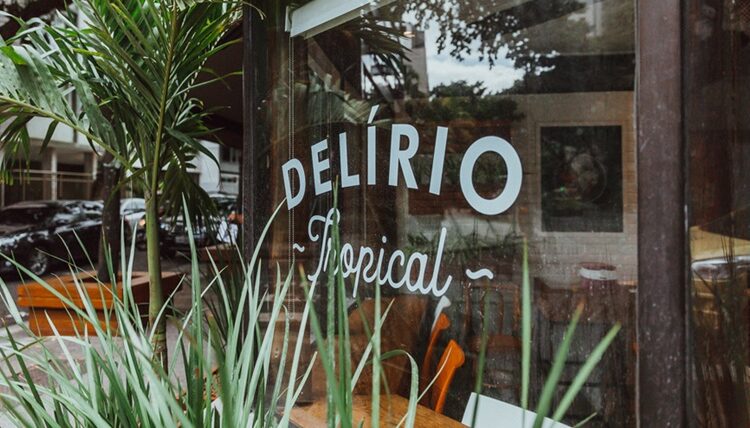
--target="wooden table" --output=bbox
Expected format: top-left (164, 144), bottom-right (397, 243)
top-left (289, 394), bottom-right (466, 427)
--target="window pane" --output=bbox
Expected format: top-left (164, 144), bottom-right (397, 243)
top-left (255, 1), bottom-right (636, 425)
top-left (686, 0), bottom-right (750, 424)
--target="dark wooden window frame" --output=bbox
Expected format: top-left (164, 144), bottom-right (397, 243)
top-left (636, 0), bottom-right (687, 425)
top-left (243, 0), bottom-right (690, 424)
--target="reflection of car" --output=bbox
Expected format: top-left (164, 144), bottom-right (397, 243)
top-left (690, 211), bottom-right (750, 328)
top-left (690, 211), bottom-right (750, 284)
top-left (121, 198), bottom-right (146, 232)
top-left (0, 200), bottom-right (103, 276)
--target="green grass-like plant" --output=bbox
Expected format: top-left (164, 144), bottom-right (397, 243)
top-left (0, 0), bottom-right (244, 367)
top-left (0, 202), bottom-right (312, 427)
top-left (0, 197), bottom-right (620, 427)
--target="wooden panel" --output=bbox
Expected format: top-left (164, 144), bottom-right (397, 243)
top-left (637, 0), bottom-right (686, 424)
top-left (18, 271), bottom-right (182, 336)
top-left (28, 308), bottom-right (125, 336)
top-left (18, 271), bottom-right (181, 309)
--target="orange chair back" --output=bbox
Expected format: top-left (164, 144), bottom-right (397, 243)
top-left (420, 313), bottom-right (450, 401)
top-left (430, 339), bottom-right (465, 414)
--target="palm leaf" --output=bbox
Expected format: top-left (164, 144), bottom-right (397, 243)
top-left (0, 0), bottom-right (242, 366)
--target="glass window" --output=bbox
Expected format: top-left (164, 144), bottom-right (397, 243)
top-left (686, 0), bottom-right (750, 424)
top-left (255, 0), bottom-right (636, 425)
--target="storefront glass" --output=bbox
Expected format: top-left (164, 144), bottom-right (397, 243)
top-left (254, 0), bottom-right (636, 425)
top-left (686, 0), bottom-right (750, 425)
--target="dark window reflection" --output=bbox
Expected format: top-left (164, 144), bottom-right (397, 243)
top-left (541, 126), bottom-right (623, 232)
top-left (687, 0), bottom-right (750, 425)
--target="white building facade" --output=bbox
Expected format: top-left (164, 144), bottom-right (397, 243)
top-left (0, 119), bottom-right (239, 207)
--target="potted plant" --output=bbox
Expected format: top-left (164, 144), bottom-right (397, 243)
top-left (0, 0), bottom-right (240, 364)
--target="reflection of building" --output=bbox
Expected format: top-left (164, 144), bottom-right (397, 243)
top-left (0, 5), bottom-right (243, 206)
top-left (218, 146), bottom-right (241, 195)
top-left (0, 117), bottom-right (99, 206)
top-left (0, 122), bottom-right (237, 207)
top-left (403, 27), bottom-right (430, 95)
top-left (191, 142), bottom-right (241, 196)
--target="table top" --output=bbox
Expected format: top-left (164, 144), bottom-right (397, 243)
top-left (289, 394), bottom-right (466, 428)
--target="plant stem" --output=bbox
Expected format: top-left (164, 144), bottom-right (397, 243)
top-left (147, 0), bottom-right (179, 369)
top-left (371, 280), bottom-right (381, 428)
top-left (96, 152), bottom-right (121, 281)
top-left (145, 189), bottom-right (167, 369)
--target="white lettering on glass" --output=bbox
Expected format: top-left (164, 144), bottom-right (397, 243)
top-left (283, 122), bottom-right (522, 212)
top-left (388, 124), bottom-right (419, 189)
top-left (282, 113), bottom-right (524, 299)
top-left (281, 158), bottom-right (305, 210)
top-left (367, 105), bottom-right (379, 185)
top-left (429, 126), bottom-right (448, 195)
top-left (311, 139), bottom-right (332, 196)
top-left (460, 136), bottom-right (523, 216)
top-left (305, 208), bottom-right (453, 298)
top-left (339, 132), bottom-right (360, 188)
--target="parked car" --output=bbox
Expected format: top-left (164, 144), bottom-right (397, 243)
top-left (121, 198), bottom-right (146, 232)
top-left (134, 193), bottom-right (238, 253)
top-left (133, 209), bottom-right (176, 256)
top-left (164, 193), bottom-right (239, 250)
top-left (0, 200), bottom-right (103, 276)
top-left (690, 209), bottom-right (750, 295)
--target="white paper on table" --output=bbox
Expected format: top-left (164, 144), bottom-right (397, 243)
top-left (461, 393), bottom-right (571, 428)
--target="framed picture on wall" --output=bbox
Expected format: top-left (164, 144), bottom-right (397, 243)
top-left (540, 125), bottom-right (623, 232)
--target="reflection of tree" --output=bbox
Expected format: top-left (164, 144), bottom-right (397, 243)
top-left (399, 0), bottom-right (589, 72)
top-left (297, 72), bottom-right (372, 127)
top-left (354, 20), bottom-right (432, 101)
top-left (267, 71), bottom-right (372, 144)
top-left (407, 80), bottom-right (522, 123)
top-left (407, 81), bottom-right (522, 200)
top-left (293, 0), bottom-right (631, 95)
top-left (344, 16), bottom-right (409, 80)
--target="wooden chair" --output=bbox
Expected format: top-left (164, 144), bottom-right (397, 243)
top-left (310, 295), bottom-right (428, 398)
top-left (430, 339), bottom-right (465, 414)
top-left (420, 312), bottom-right (450, 404)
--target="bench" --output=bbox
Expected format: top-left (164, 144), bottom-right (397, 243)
top-left (17, 271), bottom-right (182, 336)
